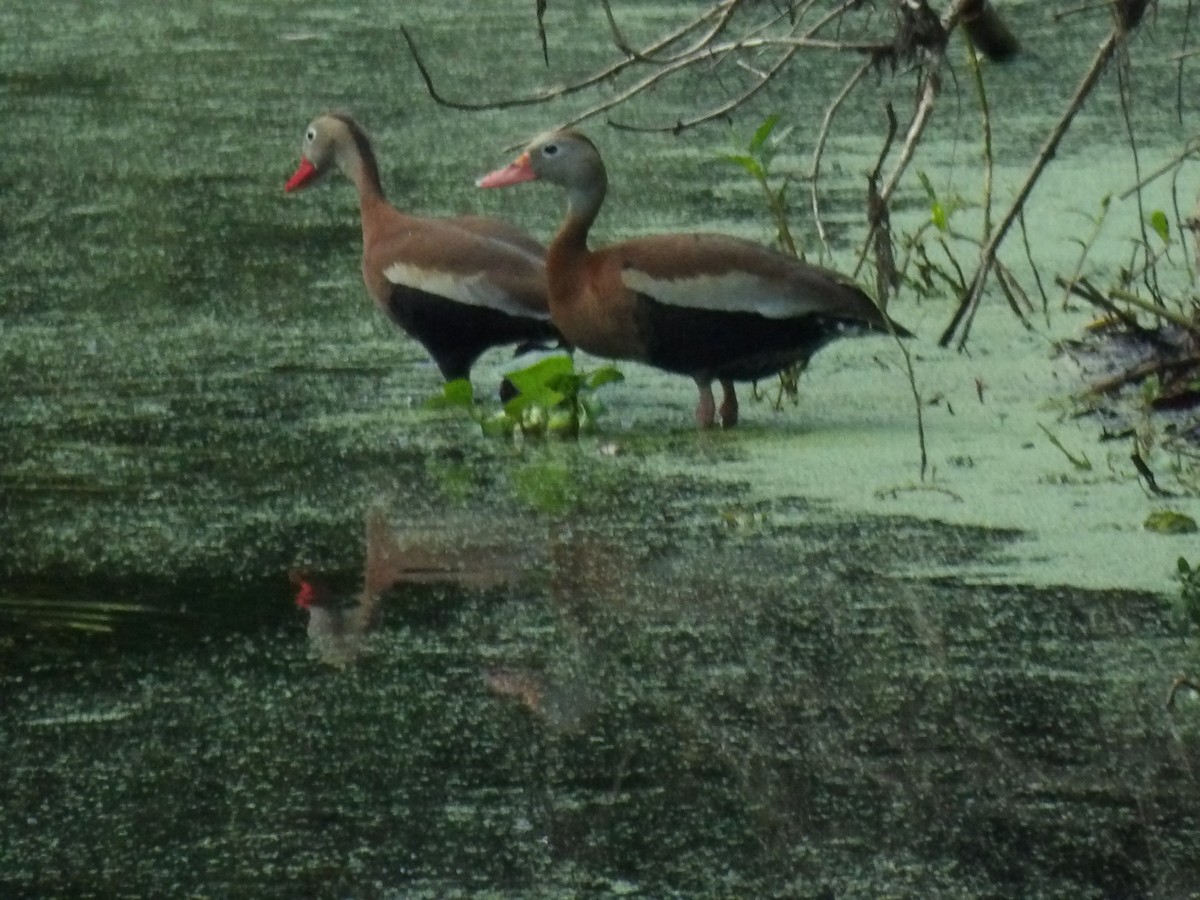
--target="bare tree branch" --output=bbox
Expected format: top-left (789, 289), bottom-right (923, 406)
top-left (400, 3), bottom-right (735, 113)
top-left (939, 24), bottom-right (1131, 349)
top-left (537, 0), bottom-right (549, 66)
top-left (607, 0), bottom-right (879, 133)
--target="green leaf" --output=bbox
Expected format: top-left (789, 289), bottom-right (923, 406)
top-left (721, 153), bottom-right (764, 180)
top-left (547, 372), bottom-right (586, 396)
top-left (1148, 209), bottom-right (1170, 244)
top-left (479, 411), bottom-right (515, 437)
top-left (427, 378), bottom-right (474, 409)
top-left (917, 171), bottom-right (938, 204)
top-left (586, 365), bottom-right (625, 390)
top-left (1144, 510), bottom-right (1198, 534)
top-left (749, 114), bottom-right (780, 154)
top-left (1178, 557), bottom-right (1193, 576)
top-left (930, 202), bottom-right (948, 232)
top-left (504, 354), bottom-right (574, 408)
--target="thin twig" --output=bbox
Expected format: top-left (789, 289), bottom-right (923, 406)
top-left (1131, 448), bottom-right (1176, 497)
top-left (1016, 211), bottom-right (1050, 317)
top-left (610, 45), bottom-right (802, 133)
top-left (1115, 51), bottom-right (1162, 300)
top-left (865, 103), bottom-right (901, 300)
top-left (874, 483), bottom-right (964, 502)
top-left (600, 0), bottom-right (740, 64)
top-left (810, 58), bottom-right (874, 259)
top-left (939, 27), bottom-right (1126, 349)
top-left (1116, 137), bottom-right (1200, 201)
top-left (1056, 274), bottom-right (1142, 331)
top-left (854, 62), bottom-right (942, 281)
top-left (1038, 423), bottom-right (1092, 470)
top-left (964, 34), bottom-right (993, 244)
top-left (609, 0), bottom-right (869, 133)
top-left (400, 5), bottom-right (731, 113)
top-left (852, 0), bottom-right (996, 258)
top-left (1108, 287), bottom-right (1197, 330)
top-left (1059, 198), bottom-right (1114, 310)
top-left (1084, 353), bottom-right (1200, 397)
top-left (537, 0), bottom-right (549, 66)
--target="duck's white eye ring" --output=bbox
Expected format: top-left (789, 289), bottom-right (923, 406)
top-left (305, 127), bottom-right (316, 142)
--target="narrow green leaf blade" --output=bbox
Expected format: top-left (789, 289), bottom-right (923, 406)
top-left (749, 114), bottom-right (780, 154)
top-left (721, 154), bottom-right (764, 179)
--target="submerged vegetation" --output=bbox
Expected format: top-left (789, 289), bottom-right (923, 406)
top-left (0, 596), bottom-right (165, 634)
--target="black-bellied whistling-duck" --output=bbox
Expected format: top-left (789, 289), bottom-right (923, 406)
top-left (477, 129), bottom-right (912, 428)
top-left (285, 113), bottom-right (560, 384)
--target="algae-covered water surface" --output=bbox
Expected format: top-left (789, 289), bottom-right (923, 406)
top-left (3, 1), bottom-right (1200, 896)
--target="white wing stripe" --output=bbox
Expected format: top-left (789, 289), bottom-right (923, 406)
top-left (622, 269), bottom-right (826, 319)
top-left (384, 262), bottom-right (549, 320)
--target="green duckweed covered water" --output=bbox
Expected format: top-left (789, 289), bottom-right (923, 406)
top-left (3, 1), bottom-right (1200, 896)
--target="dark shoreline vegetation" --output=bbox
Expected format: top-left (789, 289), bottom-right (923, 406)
top-left (3, 0), bottom-right (1200, 896)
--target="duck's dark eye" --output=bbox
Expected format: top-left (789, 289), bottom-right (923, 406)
top-left (543, 143), bottom-right (559, 157)
top-left (305, 127), bottom-right (316, 142)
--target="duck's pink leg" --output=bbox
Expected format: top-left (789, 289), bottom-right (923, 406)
top-left (694, 378), bottom-right (717, 429)
top-left (718, 379), bottom-right (739, 428)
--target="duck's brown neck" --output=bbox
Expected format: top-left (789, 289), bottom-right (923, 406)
top-left (350, 158), bottom-right (389, 242)
top-left (333, 117), bottom-right (390, 239)
top-left (547, 179), bottom-right (606, 304)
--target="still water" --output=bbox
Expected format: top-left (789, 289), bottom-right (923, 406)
top-left (3, 1), bottom-right (1199, 896)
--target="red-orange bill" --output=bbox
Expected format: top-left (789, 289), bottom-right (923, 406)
top-left (285, 157), bottom-right (318, 192)
top-left (476, 153), bottom-right (536, 189)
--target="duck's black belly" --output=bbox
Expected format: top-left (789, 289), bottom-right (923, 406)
top-left (636, 296), bottom-right (868, 382)
top-left (385, 284), bottom-right (560, 382)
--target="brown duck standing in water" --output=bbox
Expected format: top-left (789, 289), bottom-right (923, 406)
top-left (477, 129), bottom-right (911, 428)
top-left (285, 113), bottom-right (562, 385)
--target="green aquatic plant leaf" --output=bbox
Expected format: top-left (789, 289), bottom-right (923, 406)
top-left (749, 113), bottom-right (780, 154)
top-left (431, 356), bottom-right (622, 440)
top-left (1145, 511), bottom-right (1198, 534)
top-left (504, 356), bottom-right (573, 418)
top-left (1148, 209), bottom-right (1170, 244)
top-left (428, 378), bottom-right (475, 410)
top-left (917, 171), bottom-right (949, 232)
top-left (721, 153), bottom-right (764, 180)
top-left (586, 365), bottom-right (624, 390)
top-left (504, 354), bottom-right (573, 399)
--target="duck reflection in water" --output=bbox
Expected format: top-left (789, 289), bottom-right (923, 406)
top-left (291, 508), bottom-right (525, 667)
